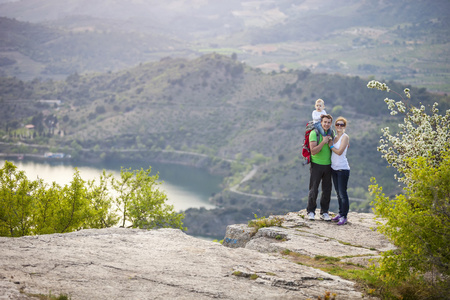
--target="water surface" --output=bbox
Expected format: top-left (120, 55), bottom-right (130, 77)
top-left (1, 159), bottom-right (222, 212)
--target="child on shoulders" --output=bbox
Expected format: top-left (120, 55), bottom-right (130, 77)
top-left (312, 98), bottom-right (333, 136)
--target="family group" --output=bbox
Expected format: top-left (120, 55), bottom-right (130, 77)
top-left (306, 99), bottom-right (350, 225)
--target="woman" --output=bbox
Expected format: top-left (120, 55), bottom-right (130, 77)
top-left (330, 117), bottom-right (350, 225)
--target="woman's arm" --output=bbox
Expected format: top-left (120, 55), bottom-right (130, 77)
top-left (331, 135), bottom-right (349, 156)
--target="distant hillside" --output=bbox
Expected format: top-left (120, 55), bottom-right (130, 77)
top-left (1, 53), bottom-right (448, 197)
top-left (0, 16), bottom-right (186, 80)
top-left (1, 53), bottom-right (449, 237)
top-left (0, 0), bottom-right (244, 38)
top-left (243, 0), bottom-right (450, 43)
top-left (0, 0), bottom-right (449, 92)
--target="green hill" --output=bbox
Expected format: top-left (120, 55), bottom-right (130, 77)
top-left (1, 53), bottom-right (449, 236)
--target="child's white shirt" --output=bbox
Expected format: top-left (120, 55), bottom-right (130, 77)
top-left (312, 110), bottom-right (327, 123)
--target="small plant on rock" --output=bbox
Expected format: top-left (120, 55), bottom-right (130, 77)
top-left (317, 291), bottom-right (337, 300)
top-left (248, 214), bottom-right (283, 230)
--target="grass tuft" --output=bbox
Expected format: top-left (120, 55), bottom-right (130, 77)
top-left (248, 214), bottom-right (283, 230)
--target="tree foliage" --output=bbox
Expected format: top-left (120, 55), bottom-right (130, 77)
top-left (112, 167), bottom-right (184, 229)
top-left (368, 81), bottom-right (450, 298)
top-left (0, 161), bottom-right (185, 237)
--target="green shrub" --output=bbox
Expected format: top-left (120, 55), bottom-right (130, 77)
top-left (0, 161), bottom-right (185, 237)
top-left (368, 81), bottom-right (450, 299)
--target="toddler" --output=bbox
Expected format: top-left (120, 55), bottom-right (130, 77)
top-left (312, 99), bottom-right (332, 136)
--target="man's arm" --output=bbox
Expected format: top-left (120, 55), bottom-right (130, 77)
top-left (310, 134), bottom-right (332, 155)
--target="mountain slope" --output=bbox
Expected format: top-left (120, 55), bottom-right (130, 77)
top-left (0, 0), bottom-right (449, 92)
top-left (2, 54), bottom-right (448, 198)
top-left (1, 53), bottom-right (449, 237)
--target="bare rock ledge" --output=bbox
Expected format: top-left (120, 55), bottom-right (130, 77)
top-left (0, 210), bottom-right (392, 299)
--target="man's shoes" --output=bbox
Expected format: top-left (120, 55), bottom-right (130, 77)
top-left (337, 217), bottom-right (347, 225)
top-left (307, 212), bottom-right (315, 221)
top-left (331, 214), bottom-right (341, 222)
top-left (320, 213), bottom-right (331, 221)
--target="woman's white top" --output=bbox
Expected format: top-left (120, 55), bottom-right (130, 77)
top-left (331, 133), bottom-right (350, 170)
top-left (312, 110), bottom-right (327, 123)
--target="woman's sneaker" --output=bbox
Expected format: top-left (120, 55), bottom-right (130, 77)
top-left (337, 217), bottom-right (347, 225)
top-left (331, 214), bottom-right (341, 222)
top-left (307, 212), bottom-right (315, 220)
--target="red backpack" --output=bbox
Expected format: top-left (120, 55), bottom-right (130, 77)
top-left (301, 121), bottom-right (320, 165)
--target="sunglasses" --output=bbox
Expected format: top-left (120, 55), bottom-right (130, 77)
top-left (335, 123), bottom-right (345, 127)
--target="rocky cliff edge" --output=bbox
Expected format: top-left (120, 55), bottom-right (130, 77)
top-left (0, 210), bottom-right (393, 299)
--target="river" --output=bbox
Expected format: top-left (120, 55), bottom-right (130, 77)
top-left (0, 158), bottom-right (223, 212)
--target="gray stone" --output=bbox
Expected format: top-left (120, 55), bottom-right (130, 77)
top-left (222, 223), bottom-right (256, 248)
top-left (225, 210), bottom-right (395, 259)
top-left (1, 210), bottom-right (391, 299)
top-left (0, 226), bottom-right (379, 300)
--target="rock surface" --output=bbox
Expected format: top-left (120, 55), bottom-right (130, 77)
top-left (224, 210), bottom-right (395, 264)
top-left (0, 210), bottom-right (391, 299)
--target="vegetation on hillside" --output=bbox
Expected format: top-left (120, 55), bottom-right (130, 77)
top-left (0, 54), bottom-right (449, 237)
top-left (2, 54), bottom-right (441, 197)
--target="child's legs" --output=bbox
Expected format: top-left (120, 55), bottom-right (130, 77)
top-left (314, 122), bottom-right (326, 136)
top-left (315, 122), bottom-right (332, 135)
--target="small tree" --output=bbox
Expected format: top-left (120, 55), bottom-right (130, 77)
top-left (84, 170), bottom-right (119, 228)
top-left (53, 169), bottom-right (90, 233)
top-left (33, 180), bottom-right (61, 235)
top-left (367, 80), bottom-right (450, 298)
top-left (112, 167), bottom-right (184, 230)
top-left (0, 161), bottom-right (36, 236)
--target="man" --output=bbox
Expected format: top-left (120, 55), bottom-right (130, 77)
top-left (307, 114), bottom-right (333, 221)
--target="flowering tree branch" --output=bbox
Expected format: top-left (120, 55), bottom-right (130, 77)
top-left (367, 80), bottom-right (450, 185)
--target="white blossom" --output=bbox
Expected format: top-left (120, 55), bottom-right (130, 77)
top-left (368, 81), bottom-right (450, 185)
top-left (367, 80), bottom-right (390, 92)
top-left (404, 88), bottom-right (410, 99)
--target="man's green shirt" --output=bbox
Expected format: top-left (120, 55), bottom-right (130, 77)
top-left (309, 130), bottom-right (331, 165)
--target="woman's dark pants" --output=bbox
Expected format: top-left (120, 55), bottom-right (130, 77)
top-left (331, 169), bottom-right (350, 218)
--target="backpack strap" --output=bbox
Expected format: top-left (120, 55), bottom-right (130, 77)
top-left (312, 128), bottom-right (322, 143)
